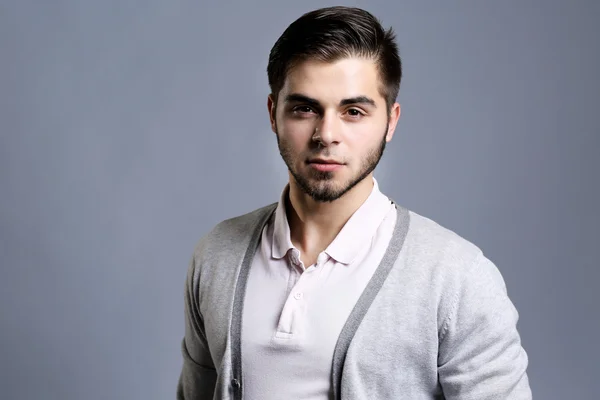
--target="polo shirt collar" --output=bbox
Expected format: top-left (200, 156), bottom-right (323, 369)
top-left (271, 178), bottom-right (392, 265)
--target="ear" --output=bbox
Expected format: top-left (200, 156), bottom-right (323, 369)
top-left (267, 94), bottom-right (277, 134)
top-left (385, 102), bottom-right (401, 142)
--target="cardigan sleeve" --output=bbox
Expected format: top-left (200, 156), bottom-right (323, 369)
top-left (437, 252), bottom-right (532, 399)
top-left (177, 255), bottom-right (218, 400)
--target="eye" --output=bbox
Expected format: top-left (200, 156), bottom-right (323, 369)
top-left (346, 108), bottom-right (365, 118)
top-left (292, 105), bottom-right (316, 114)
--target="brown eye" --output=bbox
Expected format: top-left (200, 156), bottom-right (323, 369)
top-left (346, 108), bottom-right (365, 117)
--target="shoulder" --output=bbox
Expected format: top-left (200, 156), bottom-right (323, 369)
top-left (403, 209), bottom-right (483, 270)
top-left (185, 202), bottom-right (278, 289)
top-left (400, 208), bottom-right (505, 290)
top-left (401, 207), bottom-right (508, 300)
top-left (192, 202), bottom-right (277, 261)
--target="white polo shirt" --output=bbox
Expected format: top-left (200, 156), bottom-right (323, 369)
top-left (241, 178), bottom-right (397, 399)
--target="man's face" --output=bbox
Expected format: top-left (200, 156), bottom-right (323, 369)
top-left (268, 57), bottom-right (400, 202)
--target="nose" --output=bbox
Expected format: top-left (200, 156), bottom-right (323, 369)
top-left (313, 110), bottom-right (342, 146)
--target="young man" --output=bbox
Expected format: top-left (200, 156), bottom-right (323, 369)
top-left (177, 6), bottom-right (532, 400)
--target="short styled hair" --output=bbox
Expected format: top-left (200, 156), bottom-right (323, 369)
top-left (267, 6), bottom-right (402, 111)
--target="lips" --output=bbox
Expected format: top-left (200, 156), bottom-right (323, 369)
top-left (307, 158), bottom-right (344, 172)
top-left (308, 158), bottom-right (343, 165)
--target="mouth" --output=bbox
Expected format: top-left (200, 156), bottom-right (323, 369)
top-left (307, 158), bottom-right (345, 172)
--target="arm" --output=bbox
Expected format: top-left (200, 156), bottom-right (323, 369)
top-left (177, 255), bottom-right (217, 400)
top-left (438, 252), bottom-right (532, 399)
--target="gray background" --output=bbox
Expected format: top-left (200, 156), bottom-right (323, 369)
top-left (1, 0), bottom-right (598, 398)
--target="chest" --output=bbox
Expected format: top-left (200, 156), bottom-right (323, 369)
top-left (241, 243), bottom-right (383, 359)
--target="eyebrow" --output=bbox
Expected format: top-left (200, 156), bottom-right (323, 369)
top-left (284, 93), bottom-right (377, 108)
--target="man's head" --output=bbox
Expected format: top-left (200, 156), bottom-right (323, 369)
top-left (267, 6), bottom-right (402, 202)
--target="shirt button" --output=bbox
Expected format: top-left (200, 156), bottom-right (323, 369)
top-left (231, 378), bottom-right (241, 389)
top-left (294, 292), bottom-right (303, 300)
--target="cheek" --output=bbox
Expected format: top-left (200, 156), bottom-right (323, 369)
top-left (346, 126), bottom-right (378, 147)
top-left (279, 121), bottom-right (313, 145)
top-left (277, 129), bottom-right (305, 159)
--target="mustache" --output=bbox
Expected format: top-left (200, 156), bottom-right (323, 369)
top-left (307, 148), bottom-right (336, 158)
top-left (305, 150), bottom-right (345, 163)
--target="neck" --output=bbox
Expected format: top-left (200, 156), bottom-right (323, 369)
top-left (286, 175), bottom-right (374, 258)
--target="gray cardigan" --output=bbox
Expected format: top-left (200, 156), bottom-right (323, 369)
top-left (177, 202), bottom-right (532, 399)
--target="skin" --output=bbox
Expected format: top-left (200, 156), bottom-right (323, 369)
top-left (267, 57), bottom-right (401, 267)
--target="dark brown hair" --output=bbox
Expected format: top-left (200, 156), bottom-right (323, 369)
top-left (267, 6), bottom-right (402, 111)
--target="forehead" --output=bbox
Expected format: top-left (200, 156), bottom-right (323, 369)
top-left (280, 57), bottom-right (384, 104)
